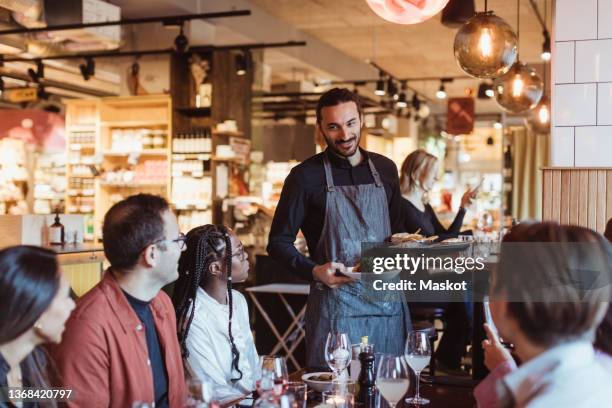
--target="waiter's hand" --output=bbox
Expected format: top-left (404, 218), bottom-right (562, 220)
top-left (312, 262), bottom-right (355, 288)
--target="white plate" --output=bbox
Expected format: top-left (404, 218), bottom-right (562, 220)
top-left (340, 267), bottom-right (401, 279)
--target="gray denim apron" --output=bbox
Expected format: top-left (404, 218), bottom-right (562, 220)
top-left (305, 151), bottom-right (410, 369)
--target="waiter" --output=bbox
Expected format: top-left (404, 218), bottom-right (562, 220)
top-left (267, 88), bottom-right (410, 369)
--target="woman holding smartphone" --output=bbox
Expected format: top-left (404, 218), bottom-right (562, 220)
top-left (399, 149), bottom-right (479, 240)
top-left (399, 149), bottom-right (478, 374)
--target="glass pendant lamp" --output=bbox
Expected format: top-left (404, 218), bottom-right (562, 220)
top-left (365, 0), bottom-right (450, 25)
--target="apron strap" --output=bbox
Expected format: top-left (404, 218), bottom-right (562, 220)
top-left (367, 157), bottom-right (384, 188)
top-left (322, 152), bottom-right (335, 192)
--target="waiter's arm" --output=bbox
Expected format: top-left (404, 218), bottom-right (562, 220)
top-left (267, 169), bottom-right (317, 281)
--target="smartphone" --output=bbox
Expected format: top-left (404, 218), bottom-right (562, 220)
top-left (483, 296), bottom-right (499, 336)
top-left (474, 177), bottom-right (485, 193)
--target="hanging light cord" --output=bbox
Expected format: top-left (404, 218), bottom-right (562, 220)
top-left (543, 0), bottom-right (547, 90)
top-left (517, 0), bottom-right (520, 59)
top-left (484, 0), bottom-right (488, 12)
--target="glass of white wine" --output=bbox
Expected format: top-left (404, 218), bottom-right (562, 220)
top-left (404, 330), bottom-right (431, 405)
top-left (376, 354), bottom-right (410, 408)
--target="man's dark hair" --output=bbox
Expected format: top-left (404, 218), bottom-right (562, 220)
top-left (316, 87), bottom-right (363, 124)
top-left (102, 194), bottom-right (169, 271)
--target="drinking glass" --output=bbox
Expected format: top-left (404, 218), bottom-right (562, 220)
top-left (375, 355), bottom-right (410, 408)
top-left (257, 356), bottom-right (289, 396)
top-left (322, 391), bottom-right (354, 408)
top-left (404, 330), bottom-right (431, 405)
top-left (331, 379), bottom-right (357, 395)
top-left (324, 332), bottom-right (351, 379)
top-left (285, 382), bottom-right (307, 408)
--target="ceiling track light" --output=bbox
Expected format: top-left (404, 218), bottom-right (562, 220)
top-left (387, 78), bottom-right (398, 100)
top-left (174, 24), bottom-right (189, 53)
top-left (235, 50), bottom-right (248, 76)
top-left (541, 30), bottom-right (551, 61)
top-left (27, 59), bottom-right (44, 83)
top-left (436, 81), bottom-right (448, 99)
top-left (79, 57), bottom-right (95, 81)
top-left (396, 81), bottom-right (408, 108)
top-left (375, 71), bottom-right (386, 96)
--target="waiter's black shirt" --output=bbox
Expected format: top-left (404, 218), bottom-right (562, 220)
top-left (267, 148), bottom-right (404, 281)
top-left (123, 290), bottom-right (169, 408)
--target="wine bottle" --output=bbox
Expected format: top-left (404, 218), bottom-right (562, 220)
top-left (49, 212), bottom-right (65, 246)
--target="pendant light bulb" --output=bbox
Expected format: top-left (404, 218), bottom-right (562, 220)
top-left (454, 11), bottom-right (518, 79)
top-left (493, 61), bottom-right (543, 113)
top-left (538, 103), bottom-right (550, 124)
top-left (527, 95), bottom-right (551, 133)
top-left (478, 28), bottom-right (493, 58)
top-left (511, 74), bottom-right (524, 97)
top-left (436, 83), bottom-right (447, 99)
top-left (375, 72), bottom-right (386, 96)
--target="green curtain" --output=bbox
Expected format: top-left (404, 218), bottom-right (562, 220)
top-left (510, 126), bottom-right (550, 221)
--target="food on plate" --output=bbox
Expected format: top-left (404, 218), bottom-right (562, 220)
top-left (352, 262), bottom-right (361, 272)
top-left (442, 237), bottom-right (462, 243)
top-left (311, 373), bottom-right (334, 381)
top-left (391, 231), bottom-right (438, 244)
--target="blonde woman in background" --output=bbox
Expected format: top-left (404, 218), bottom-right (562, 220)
top-left (399, 149), bottom-right (478, 374)
top-left (399, 149), bottom-right (477, 240)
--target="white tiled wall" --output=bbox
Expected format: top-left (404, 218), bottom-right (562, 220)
top-left (553, 0), bottom-right (612, 167)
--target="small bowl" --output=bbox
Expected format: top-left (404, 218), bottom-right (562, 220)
top-left (301, 372), bottom-right (336, 393)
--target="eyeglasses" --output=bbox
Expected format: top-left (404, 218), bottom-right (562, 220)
top-left (231, 245), bottom-right (247, 261)
top-left (153, 232), bottom-right (187, 250)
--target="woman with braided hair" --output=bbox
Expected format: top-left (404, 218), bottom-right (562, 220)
top-left (172, 224), bottom-right (258, 404)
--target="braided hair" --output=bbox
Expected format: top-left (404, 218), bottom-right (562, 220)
top-left (172, 224), bottom-right (243, 381)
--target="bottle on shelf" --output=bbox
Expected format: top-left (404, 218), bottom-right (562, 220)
top-left (49, 211), bottom-right (65, 246)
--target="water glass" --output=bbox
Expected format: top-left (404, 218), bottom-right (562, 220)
top-left (322, 391), bottom-right (354, 408)
top-left (257, 355), bottom-right (288, 395)
top-left (285, 382), bottom-right (307, 408)
top-left (331, 379), bottom-right (357, 395)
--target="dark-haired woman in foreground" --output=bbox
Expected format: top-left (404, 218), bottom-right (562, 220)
top-left (172, 225), bottom-right (258, 404)
top-left (474, 222), bottom-right (612, 407)
top-left (0, 246), bottom-right (75, 407)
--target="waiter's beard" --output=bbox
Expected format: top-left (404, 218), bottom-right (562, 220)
top-left (323, 131), bottom-right (361, 158)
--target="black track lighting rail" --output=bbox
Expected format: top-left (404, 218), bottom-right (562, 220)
top-left (1, 41), bottom-right (307, 63)
top-left (0, 10), bottom-right (251, 36)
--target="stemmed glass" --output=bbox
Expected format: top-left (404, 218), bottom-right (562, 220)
top-left (404, 330), bottom-right (431, 405)
top-left (324, 332), bottom-right (351, 380)
top-left (376, 355), bottom-right (410, 408)
top-left (256, 356), bottom-right (289, 396)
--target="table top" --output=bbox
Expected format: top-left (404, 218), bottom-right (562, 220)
top-left (246, 283), bottom-right (310, 295)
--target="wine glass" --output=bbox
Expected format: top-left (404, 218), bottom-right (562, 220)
top-left (324, 332), bottom-right (351, 379)
top-left (257, 356), bottom-right (288, 396)
top-left (376, 355), bottom-right (410, 408)
top-left (404, 330), bottom-right (431, 405)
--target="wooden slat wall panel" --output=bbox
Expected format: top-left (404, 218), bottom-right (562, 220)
top-left (551, 170), bottom-right (561, 221)
top-left (569, 171), bottom-right (580, 225)
top-left (542, 170), bottom-right (553, 221)
top-left (588, 171), bottom-right (598, 230)
top-left (579, 170), bottom-right (589, 226)
top-left (597, 171), bottom-right (607, 232)
top-left (608, 170), bottom-right (612, 228)
top-left (542, 168), bottom-right (612, 234)
top-left (560, 171), bottom-right (571, 224)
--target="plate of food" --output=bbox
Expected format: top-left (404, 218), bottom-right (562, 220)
top-left (301, 372), bottom-right (336, 393)
top-left (390, 231), bottom-right (470, 251)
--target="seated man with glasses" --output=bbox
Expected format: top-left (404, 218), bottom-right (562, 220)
top-left (50, 194), bottom-right (187, 408)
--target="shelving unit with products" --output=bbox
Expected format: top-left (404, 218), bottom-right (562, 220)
top-left (171, 127), bottom-right (213, 232)
top-left (64, 95), bottom-right (172, 240)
